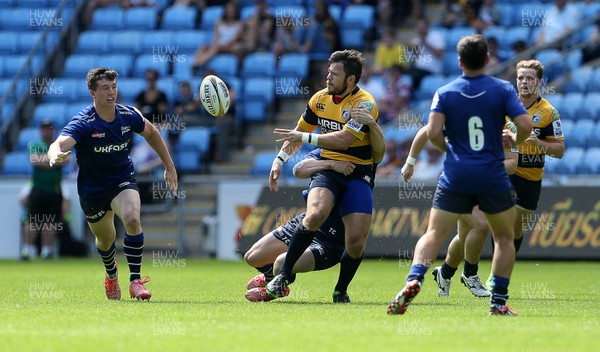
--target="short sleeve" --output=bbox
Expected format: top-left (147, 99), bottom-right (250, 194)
top-left (131, 106), bottom-right (147, 133)
top-left (61, 118), bottom-right (87, 144)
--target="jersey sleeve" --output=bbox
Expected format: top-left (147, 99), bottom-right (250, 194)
top-left (297, 95), bottom-right (320, 132)
top-left (504, 83), bottom-right (528, 119)
top-left (343, 98), bottom-right (378, 140)
top-left (543, 106), bottom-right (564, 141)
top-left (61, 118), bottom-right (87, 143)
top-left (130, 106), bottom-right (147, 133)
top-left (430, 91), bottom-right (443, 113)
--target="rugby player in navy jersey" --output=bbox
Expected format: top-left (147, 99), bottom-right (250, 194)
top-left (48, 68), bottom-right (178, 301)
top-left (266, 50), bottom-right (383, 303)
top-left (387, 34), bottom-right (532, 316)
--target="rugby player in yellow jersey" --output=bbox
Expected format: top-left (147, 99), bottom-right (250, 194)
top-left (266, 49), bottom-right (380, 302)
top-left (484, 59), bottom-right (565, 288)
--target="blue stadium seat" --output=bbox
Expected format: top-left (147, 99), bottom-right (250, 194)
top-left (0, 78), bottom-right (28, 99)
top-left (307, 3), bottom-right (341, 22)
top-left (37, 77), bottom-right (79, 103)
top-left (2, 151), bottom-right (32, 175)
top-left (482, 26), bottom-right (505, 42)
top-left (340, 27), bottom-right (367, 50)
top-left (175, 148), bottom-right (202, 173)
top-left (133, 53), bottom-right (169, 77)
top-left (535, 49), bottom-right (562, 80)
top-left (66, 102), bottom-right (86, 121)
top-left (553, 147), bottom-right (583, 175)
top-left (577, 147), bottom-right (600, 174)
top-left (0, 0), bottom-right (12, 7)
top-left (162, 6), bottom-right (197, 30)
top-left (544, 93), bottom-right (563, 113)
top-left (517, 3), bottom-right (550, 28)
top-left (561, 92), bottom-right (584, 121)
top-left (249, 151), bottom-right (276, 176)
top-left (443, 51), bottom-right (461, 76)
top-left (277, 53), bottom-right (309, 79)
top-left (206, 54), bottom-right (239, 78)
top-left (445, 27), bottom-right (476, 48)
top-left (141, 31), bottom-right (175, 53)
top-left (589, 68), bottom-right (600, 92)
top-left (269, 0), bottom-right (303, 5)
top-left (273, 5), bottom-right (306, 22)
top-left (590, 122), bottom-right (600, 147)
top-left (502, 27), bottom-right (531, 50)
top-left (496, 3), bottom-right (514, 27)
top-left (577, 93), bottom-right (600, 122)
top-left (76, 31), bottom-right (110, 54)
top-left (566, 49), bottom-right (582, 71)
top-left (31, 102), bottom-right (68, 128)
top-left (570, 119), bottom-right (595, 148)
top-left (17, 32), bottom-right (43, 55)
top-left (0, 31), bottom-right (17, 55)
top-left (14, 0), bottom-right (47, 5)
top-left (342, 5), bottom-right (374, 30)
top-left (90, 7), bottom-right (124, 30)
top-left (174, 30), bottom-right (209, 55)
top-left (109, 31), bottom-right (142, 55)
top-left (562, 67), bottom-right (593, 94)
top-left (103, 54), bottom-right (134, 77)
top-left (175, 127), bottom-right (211, 170)
top-left (200, 6), bottom-right (223, 31)
top-left (0, 8), bottom-right (32, 30)
top-left (241, 52), bottom-right (276, 78)
top-left (242, 77), bottom-right (275, 121)
top-left (1, 102), bottom-right (14, 125)
top-left (156, 76), bottom-right (177, 103)
top-left (63, 54), bottom-right (99, 78)
top-left (17, 127), bottom-right (40, 150)
top-left (415, 75), bottom-right (450, 100)
top-left (172, 61), bottom-right (193, 80)
top-left (240, 5), bottom-right (257, 21)
top-left (0, 57), bottom-right (4, 78)
top-left (124, 7), bottom-right (157, 30)
top-left (4, 55), bottom-right (43, 77)
top-left (116, 78), bottom-right (145, 104)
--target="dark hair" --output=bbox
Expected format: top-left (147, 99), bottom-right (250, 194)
top-left (86, 68), bottom-right (119, 90)
top-left (328, 49), bottom-right (365, 83)
top-left (456, 34), bottom-right (488, 70)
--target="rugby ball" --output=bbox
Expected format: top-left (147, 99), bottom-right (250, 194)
top-left (200, 75), bottom-right (230, 117)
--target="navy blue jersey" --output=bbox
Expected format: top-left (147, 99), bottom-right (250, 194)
top-left (61, 103), bottom-right (146, 199)
top-left (431, 75), bottom-right (527, 194)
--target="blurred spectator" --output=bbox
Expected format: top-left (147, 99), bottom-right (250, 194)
top-left (379, 64), bottom-right (412, 124)
top-left (173, 0), bottom-right (193, 6)
top-left (135, 69), bottom-right (168, 123)
top-left (486, 37), bottom-right (505, 66)
top-left (376, 139), bottom-right (403, 177)
top-left (411, 146), bottom-right (445, 181)
top-left (537, 0), bottom-right (581, 45)
top-left (173, 81), bottom-right (200, 117)
top-left (245, 0), bottom-right (276, 53)
top-left (272, 17), bottom-right (302, 57)
top-left (372, 27), bottom-right (408, 74)
top-left (300, 0), bottom-right (340, 55)
top-left (440, 0), bottom-right (469, 29)
top-left (120, 0), bottom-right (156, 9)
top-left (376, 0), bottom-right (422, 30)
top-left (130, 138), bottom-right (165, 176)
top-left (192, 1), bottom-right (245, 72)
top-left (359, 67), bottom-right (386, 103)
top-left (22, 121), bottom-right (65, 260)
top-left (471, 0), bottom-right (499, 31)
top-left (583, 19), bottom-right (600, 63)
top-left (407, 18), bottom-right (445, 90)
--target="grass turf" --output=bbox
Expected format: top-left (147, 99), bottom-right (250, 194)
top-left (0, 258), bottom-right (598, 351)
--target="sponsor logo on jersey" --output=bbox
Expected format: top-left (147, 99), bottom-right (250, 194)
top-left (317, 118), bottom-right (343, 132)
top-left (118, 181), bottom-right (131, 188)
top-left (92, 131), bottom-right (105, 138)
top-left (119, 109), bottom-right (133, 115)
top-left (356, 100), bottom-right (374, 112)
top-left (345, 118), bottom-right (363, 133)
top-left (342, 108), bottom-right (351, 121)
top-left (84, 115), bottom-right (96, 123)
top-left (121, 126), bottom-right (131, 135)
top-left (553, 119), bottom-right (563, 138)
top-left (363, 175), bottom-right (371, 184)
top-left (532, 114), bottom-right (541, 124)
top-left (316, 103), bottom-right (325, 111)
top-left (93, 142), bottom-right (129, 153)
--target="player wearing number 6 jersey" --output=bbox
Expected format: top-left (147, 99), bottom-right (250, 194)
top-left (387, 34), bottom-right (532, 316)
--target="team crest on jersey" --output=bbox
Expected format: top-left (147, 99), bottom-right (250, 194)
top-left (121, 126), bottom-right (131, 135)
top-left (91, 131), bottom-right (105, 138)
top-left (356, 100), bottom-right (374, 112)
top-left (342, 108), bottom-right (351, 121)
top-left (532, 114), bottom-right (541, 124)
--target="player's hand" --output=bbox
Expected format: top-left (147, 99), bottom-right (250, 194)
top-left (525, 131), bottom-right (541, 146)
top-left (350, 107), bottom-right (375, 125)
top-left (273, 128), bottom-right (303, 144)
top-left (164, 168), bottom-right (178, 194)
top-left (48, 150), bottom-right (71, 167)
top-left (502, 128), bottom-right (517, 149)
top-left (401, 163), bottom-right (414, 182)
top-left (269, 162), bottom-right (282, 192)
top-left (331, 160), bottom-right (355, 176)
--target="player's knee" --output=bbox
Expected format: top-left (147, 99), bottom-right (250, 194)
top-left (121, 211), bottom-right (141, 230)
top-left (473, 220), bottom-right (490, 234)
top-left (303, 212), bottom-right (327, 231)
top-left (243, 249), bottom-right (260, 267)
top-left (346, 235), bottom-right (366, 257)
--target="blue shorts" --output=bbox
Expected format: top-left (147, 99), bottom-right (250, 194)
top-left (432, 185), bottom-right (516, 215)
top-left (79, 180), bottom-right (139, 223)
top-left (272, 216), bottom-right (343, 271)
top-left (310, 170), bottom-right (373, 217)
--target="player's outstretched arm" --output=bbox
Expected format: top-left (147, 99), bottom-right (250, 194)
top-left (401, 126), bottom-right (429, 182)
top-left (270, 124), bottom-right (307, 192)
top-left (47, 135), bottom-right (76, 167)
top-left (139, 119), bottom-right (178, 194)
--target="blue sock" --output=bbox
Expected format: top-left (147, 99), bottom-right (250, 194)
top-left (124, 232), bottom-right (144, 283)
top-left (407, 264), bottom-right (428, 283)
top-left (97, 241), bottom-right (117, 279)
top-left (440, 260), bottom-right (457, 279)
top-left (490, 274), bottom-right (510, 306)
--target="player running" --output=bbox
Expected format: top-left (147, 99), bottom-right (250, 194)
top-left (47, 68), bottom-right (178, 301)
top-left (387, 35), bottom-right (532, 316)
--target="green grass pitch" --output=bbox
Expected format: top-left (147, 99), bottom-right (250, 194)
top-left (0, 258), bottom-right (598, 351)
